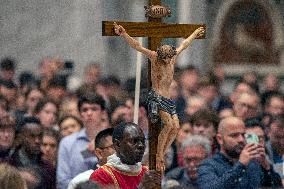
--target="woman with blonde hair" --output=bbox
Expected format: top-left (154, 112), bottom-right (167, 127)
top-left (0, 163), bottom-right (27, 189)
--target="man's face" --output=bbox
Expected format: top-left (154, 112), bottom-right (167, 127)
top-left (192, 120), bottom-right (216, 140)
top-left (95, 135), bottom-right (115, 165)
top-left (23, 124), bottom-right (42, 155)
top-left (269, 121), bottom-right (284, 154)
top-left (183, 145), bottom-right (207, 181)
top-left (80, 103), bottom-right (103, 128)
top-left (116, 126), bottom-right (146, 165)
top-left (246, 127), bottom-right (265, 147)
top-left (0, 127), bottom-right (15, 150)
top-left (266, 97), bottom-right (284, 116)
top-left (233, 93), bottom-right (258, 121)
top-left (218, 122), bottom-right (246, 158)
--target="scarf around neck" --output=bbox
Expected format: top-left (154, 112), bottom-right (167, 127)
top-left (106, 153), bottom-right (142, 174)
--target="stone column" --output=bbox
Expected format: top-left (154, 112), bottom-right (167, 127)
top-left (176, 0), bottom-right (207, 71)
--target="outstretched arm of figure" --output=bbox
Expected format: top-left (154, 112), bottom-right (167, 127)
top-left (176, 27), bottom-right (205, 55)
top-left (113, 22), bottom-right (156, 59)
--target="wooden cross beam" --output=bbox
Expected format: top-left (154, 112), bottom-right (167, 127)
top-left (102, 0), bottom-right (205, 174)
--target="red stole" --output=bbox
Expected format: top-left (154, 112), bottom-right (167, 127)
top-left (89, 164), bottom-right (148, 189)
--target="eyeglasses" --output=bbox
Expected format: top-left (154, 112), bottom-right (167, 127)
top-left (99, 144), bottom-right (114, 150)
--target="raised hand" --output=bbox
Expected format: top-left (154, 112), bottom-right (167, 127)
top-left (239, 143), bottom-right (260, 166)
top-left (113, 22), bottom-right (125, 36)
top-left (256, 145), bottom-right (270, 170)
top-left (194, 27), bottom-right (205, 39)
top-left (156, 155), bottom-right (165, 173)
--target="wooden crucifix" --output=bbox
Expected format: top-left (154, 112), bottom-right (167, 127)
top-left (102, 0), bottom-right (205, 173)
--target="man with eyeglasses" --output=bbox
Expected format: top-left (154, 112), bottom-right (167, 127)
top-left (68, 128), bottom-right (115, 189)
top-left (233, 92), bottom-right (260, 121)
top-left (163, 135), bottom-right (211, 189)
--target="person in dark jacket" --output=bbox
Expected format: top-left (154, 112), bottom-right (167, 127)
top-left (164, 135), bottom-right (211, 188)
top-left (198, 116), bottom-right (282, 189)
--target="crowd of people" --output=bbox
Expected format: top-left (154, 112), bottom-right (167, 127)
top-left (0, 56), bottom-right (283, 189)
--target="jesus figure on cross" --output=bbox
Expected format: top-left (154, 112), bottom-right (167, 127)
top-left (114, 22), bottom-right (205, 172)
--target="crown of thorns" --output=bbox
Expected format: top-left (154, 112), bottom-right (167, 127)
top-left (157, 45), bottom-right (177, 60)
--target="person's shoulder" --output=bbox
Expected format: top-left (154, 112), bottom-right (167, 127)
top-left (89, 165), bottom-right (114, 185)
top-left (68, 170), bottom-right (94, 189)
top-left (60, 129), bottom-right (85, 145)
top-left (200, 153), bottom-right (222, 167)
top-left (73, 170), bottom-right (94, 184)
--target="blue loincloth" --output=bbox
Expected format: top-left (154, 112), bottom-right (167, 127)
top-left (147, 89), bottom-right (177, 124)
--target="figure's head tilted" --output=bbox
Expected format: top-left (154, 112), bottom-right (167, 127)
top-left (157, 44), bottom-right (177, 62)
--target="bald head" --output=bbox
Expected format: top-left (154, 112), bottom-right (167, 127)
top-left (218, 116), bottom-right (245, 135)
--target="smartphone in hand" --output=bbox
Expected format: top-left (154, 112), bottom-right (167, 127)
top-left (245, 133), bottom-right (259, 144)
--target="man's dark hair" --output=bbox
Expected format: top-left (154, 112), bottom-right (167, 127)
top-left (77, 94), bottom-right (106, 112)
top-left (18, 71), bottom-right (37, 88)
top-left (33, 99), bottom-right (58, 115)
top-left (245, 117), bottom-right (265, 131)
top-left (0, 57), bottom-right (16, 71)
top-left (95, 128), bottom-right (114, 149)
top-left (0, 79), bottom-right (17, 89)
top-left (17, 116), bottom-right (41, 133)
top-left (190, 109), bottom-right (219, 131)
top-left (112, 122), bottom-right (138, 142)
top-left (48, 75), bottom-right (67, 90)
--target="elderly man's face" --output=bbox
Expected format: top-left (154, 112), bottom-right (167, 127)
top-left (183, 145), bottom-right (207, 181)
top-left (115, 126), bottom-right (146, 165)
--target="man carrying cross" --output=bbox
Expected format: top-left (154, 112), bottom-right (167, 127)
top-left (114, 22), bottom-right (204, 172)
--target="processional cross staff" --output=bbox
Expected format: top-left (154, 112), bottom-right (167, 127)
top-left (102, 0), bottom-right (205, 178)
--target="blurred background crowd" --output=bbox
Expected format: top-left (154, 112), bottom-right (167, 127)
top-left (0, 56), bottom-right (283, 188)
